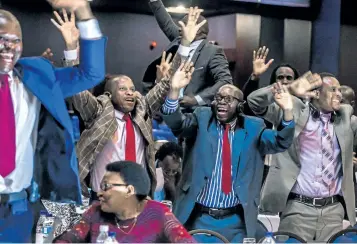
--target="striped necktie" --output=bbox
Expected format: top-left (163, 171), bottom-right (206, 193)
top-left (320, 114), bottom-right (336, 187)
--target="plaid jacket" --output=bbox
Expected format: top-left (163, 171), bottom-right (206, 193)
top-left (72, 78), bottom-right (171, 196)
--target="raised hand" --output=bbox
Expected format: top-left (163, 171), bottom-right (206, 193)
top-left (171, 61), bottom-right (195, 90)
top-left (47, 0), bottom-right (88, 11)
top-left (41, 48), bottom-right (54, 63)
top-left (47, 0), bottom-right (93, 21)
top-left (252, 46), bottom-right (274, 77)
top-left (51, 9), bottom-right (79, 50)
top-left (288, 71), bottom-right (322, 99)
top-left (272, 82), bottom-right (293, 111)
top-left (178, 7), bottom-right (206, 46)
top-left (353, 152), bottom-right (357, 166)
top-left (156, 51), bottom-right (173, 82)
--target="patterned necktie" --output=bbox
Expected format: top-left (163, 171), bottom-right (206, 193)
top-left (320, 114), bottom-right (336, 187)
top-left (123, 114), bottom-right (136, 162)
top-left (0, 74), bottom-right (16, 177)
top-left (222, 124), bottom-right (232, 194)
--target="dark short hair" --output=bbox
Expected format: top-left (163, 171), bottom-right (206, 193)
top-left (155, 142), bottom-right (183, 161)
top-left (319, 72), bottom-right (336, 80)
top-left (269, 63), bottom-right (300, 85)
top-left (106, 161), bottom-right (150, 200)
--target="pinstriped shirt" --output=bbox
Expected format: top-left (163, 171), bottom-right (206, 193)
top-left (196, 119), bottom-right (240, 208)
top-left (162, 98), bottom-right (240, 208)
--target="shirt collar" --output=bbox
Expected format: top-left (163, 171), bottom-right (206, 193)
top-left (218, 118), bottom-right (237, 131)
top-left (190, 39), bottom-right (204, 49)
top-left (115, 110), bottom-right (131, 120)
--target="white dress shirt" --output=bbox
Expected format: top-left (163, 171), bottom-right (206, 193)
top-left (0, 72), bottom-right (41, 193)
top-left (0, 19), bottom-right (103, 194)
top-left (177, 40), bottom-right (206, 105)
top-left (91, 110), bottom-right (147, 192)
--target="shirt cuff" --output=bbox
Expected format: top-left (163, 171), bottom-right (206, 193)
top-left (281, 119), bottom-right (293, 126)
top-left (77, 19), bottom-right (102, 39)
top-left (162, 98), bottom-right (179, 114)
top-left (63, 49), bottom-right (78, 61)
top-left (194, 95), bottom-right (206, 106)
top-left (177, 45), bottom-right (190, 57)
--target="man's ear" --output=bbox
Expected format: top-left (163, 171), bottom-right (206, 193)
top-left (351, 100), bottom-right (355, 108)
top-left (314, 90), bottom-right (320, 99)
top-left (126, 185), bottom-right (135, 198)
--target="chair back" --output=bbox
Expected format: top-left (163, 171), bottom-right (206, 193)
top-left (258, 231), bottom-right (307, 243)
top-left (327, 228), bottom-right (357, 243)
top-left (188, 229), bottom-right (230, 243)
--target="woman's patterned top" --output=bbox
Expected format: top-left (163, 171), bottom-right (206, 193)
top-left (54, 200), bottom-right (196, 243)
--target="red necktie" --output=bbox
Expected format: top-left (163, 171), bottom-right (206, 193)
top-left (222, 124), bottom-right (232, 194)
top-left (0, 74), bottom-right (16, 177)
top-left (123, 114), bottom-right (136, 162)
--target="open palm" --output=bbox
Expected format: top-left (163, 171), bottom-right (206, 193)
top-left (48, 0), bottom-right (88, 11)
top-left (289, 71), bottom-right (322, 98)
top-left (171, 61), bottom-right (194, 89)
top-left (272, 82), bottom-right (293, 110)
top-left (51, 9), bottom-right (79, 48)
top-left (252, 46), bottom-right (274, 76)
top-left (178, 7), bottom-right (206, 44)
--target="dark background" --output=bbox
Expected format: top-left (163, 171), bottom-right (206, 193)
top-left (1, 0), bottom-right (356, 96)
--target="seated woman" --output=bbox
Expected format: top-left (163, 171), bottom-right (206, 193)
top-left (55, 161), bottom-right (195, 243)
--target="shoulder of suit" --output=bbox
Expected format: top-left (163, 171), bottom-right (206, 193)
top-left (338, 104), bottom-right (354, 119)
top-left (97, 93), bottom-right (114, 107)
top-left (194, 106), bottom-right (213, 118)
top-left (241, 115), bottom-right (265, 127)
top-left (17, 56), bottom-right (53, 69)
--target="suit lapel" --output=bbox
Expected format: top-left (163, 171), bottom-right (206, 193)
top-left (291, 106), bottom-right (310, 163)
top-left (232, 128), bottom-right (247, 170)
top-left (334, 117), bottom-right (346, 169)
top-left (207, 119), bottom-right (219, 172)
top-left (189, 40), bottom-right (207, 65)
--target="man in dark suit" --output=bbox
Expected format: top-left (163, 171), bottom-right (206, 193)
top-left (161, 73), bottom-right (295, 241)
top-left (0, 0), bottom-right (106, 242)
top-left (143, 0), bottom-right (232, 112)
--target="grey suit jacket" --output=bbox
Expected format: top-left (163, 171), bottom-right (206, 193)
top-left (143, 0), bottom-right (232, 105)
top-left (247, 86), bottom-right (357, 226)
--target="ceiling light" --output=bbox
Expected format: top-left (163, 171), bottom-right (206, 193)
top-left (166, 4), bottom-right (203, 14)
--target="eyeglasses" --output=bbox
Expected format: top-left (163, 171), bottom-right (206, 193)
top-left (163, 169), bottom-right (179, 176)
top-left (214, 95), bottom-right (242, 104)
top-left (100, 182), bottom-right (128, 192)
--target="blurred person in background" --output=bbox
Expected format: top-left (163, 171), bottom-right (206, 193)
top-left (143, 0), bottom-right (232, 113)
top-left (154, 142), bottom-right (183, 203)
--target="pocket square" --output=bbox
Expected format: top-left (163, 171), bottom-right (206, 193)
top-left (194, 66), bottom-right (204, 71)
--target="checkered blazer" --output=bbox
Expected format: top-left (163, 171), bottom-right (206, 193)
top-left (72, 78), bottom-right (170, 196)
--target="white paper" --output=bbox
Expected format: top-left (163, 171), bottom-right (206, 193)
top-left (155, 167), bottom-right (165, 192)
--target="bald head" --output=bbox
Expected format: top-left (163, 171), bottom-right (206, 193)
top-left (340, 85), bottom-right (355, 108)
top-left (0, 9), bottom-right (23, 73)
top-left (218, 84), bottom-right (243, 100)
top-left (0, 10), bottom-right (21, 36)
top-left (104, 74), bottom-right (137, 113)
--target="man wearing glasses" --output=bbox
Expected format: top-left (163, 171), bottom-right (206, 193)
top-left (160, 81), bottom-right (296, 242)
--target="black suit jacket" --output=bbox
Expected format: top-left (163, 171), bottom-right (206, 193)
top-left (143, 0), bottom-right (232, 106)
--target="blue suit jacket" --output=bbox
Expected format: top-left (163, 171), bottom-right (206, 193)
top-left (162, 107), bottom-right (295, 237)
top-left (14, 37), bottom-right (106, 204)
